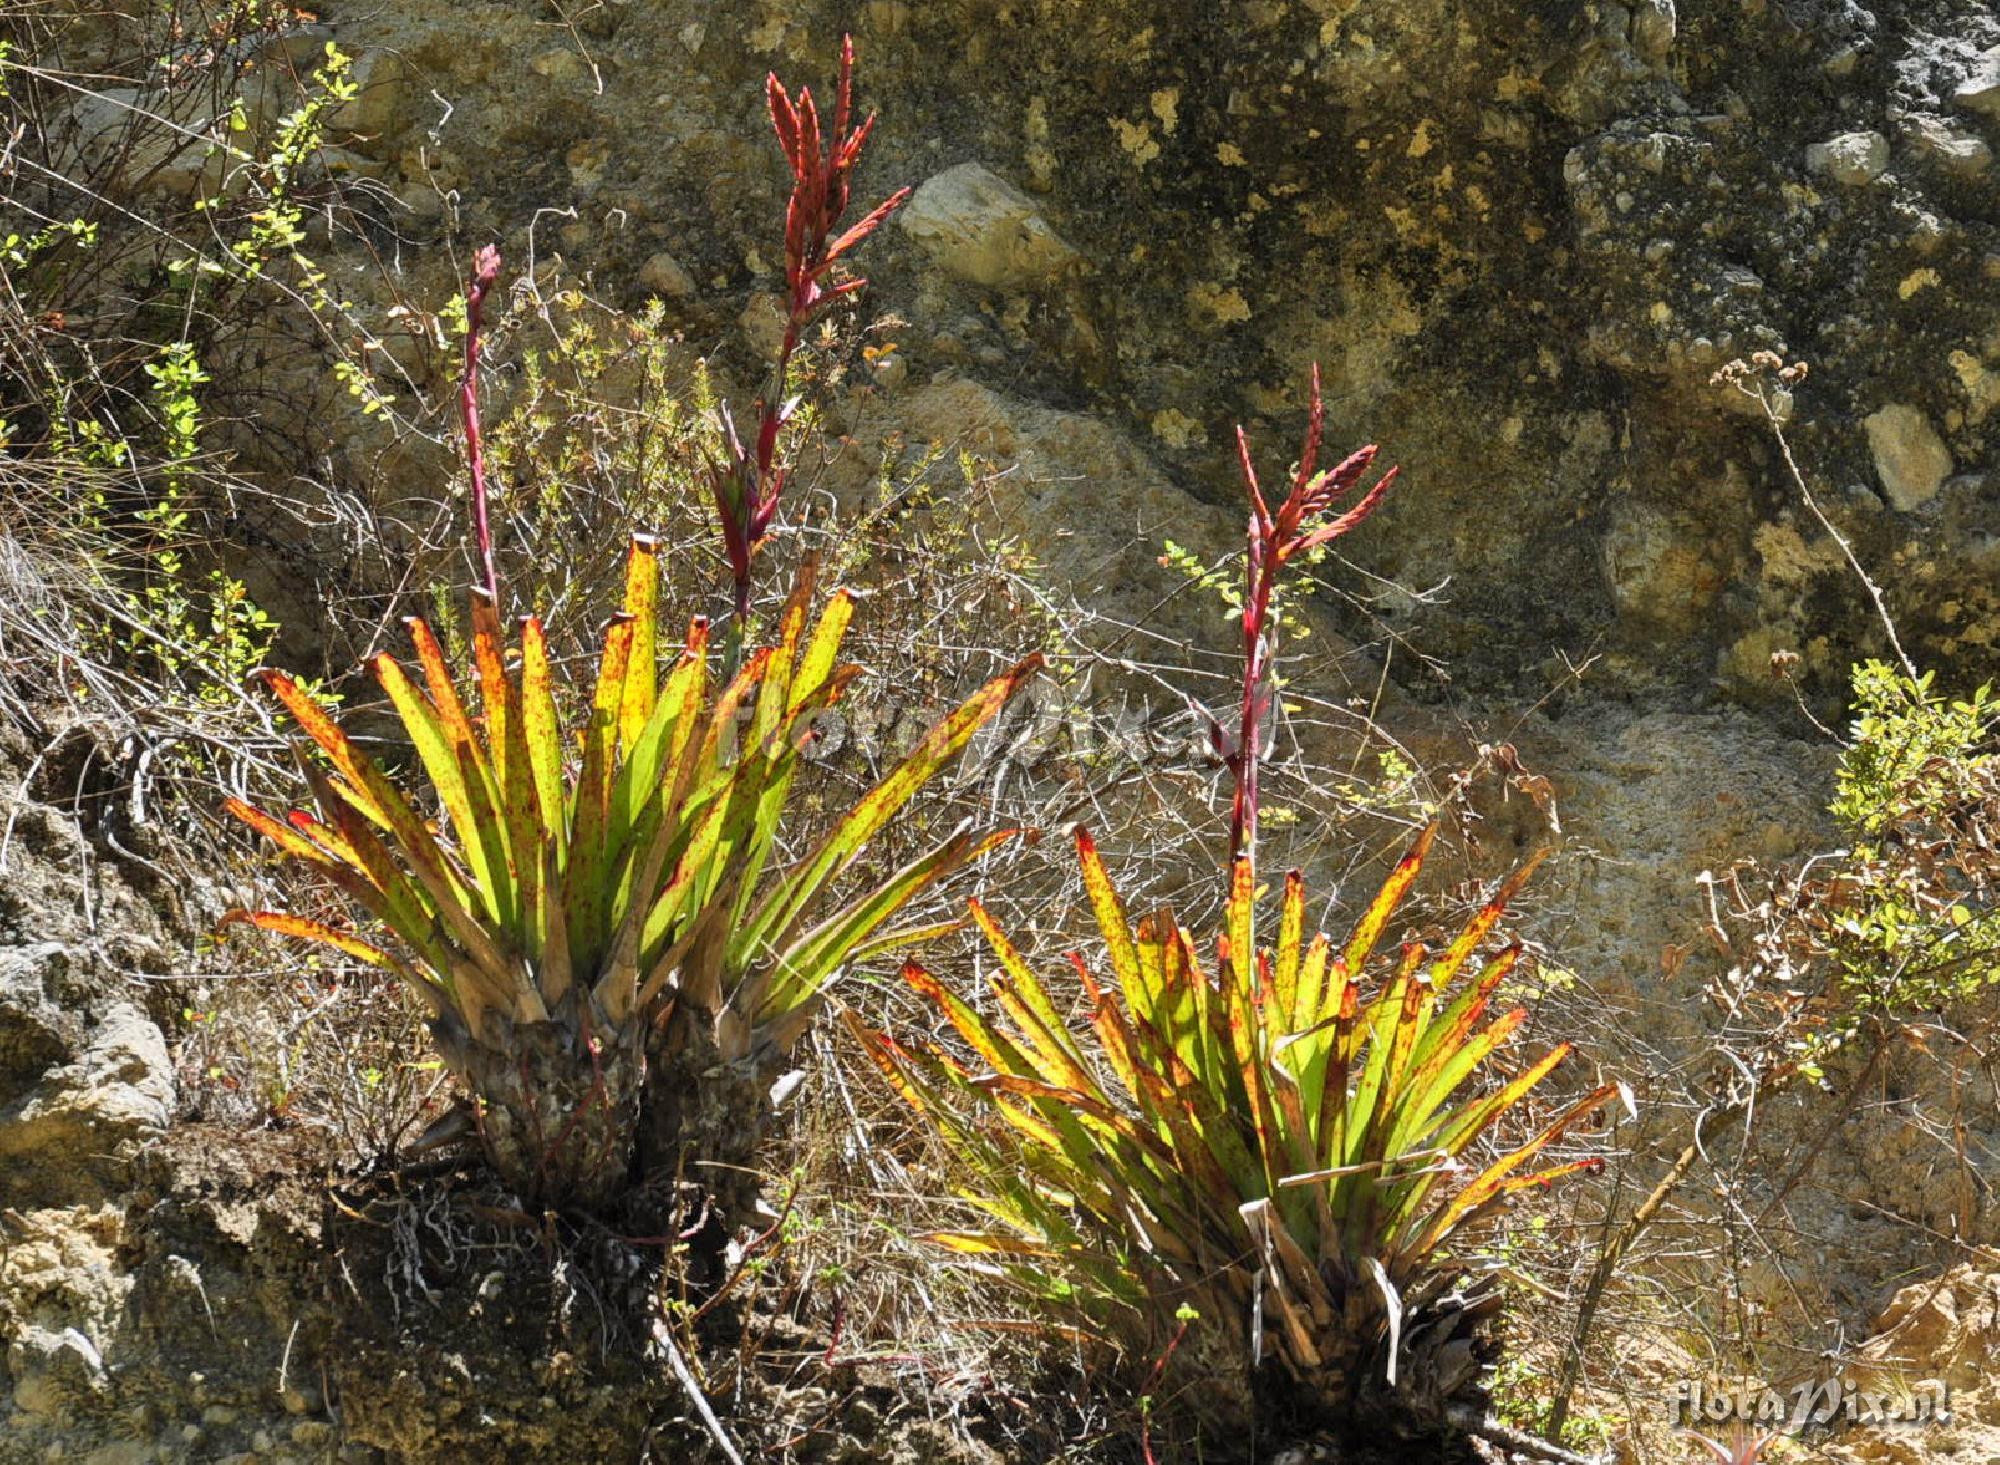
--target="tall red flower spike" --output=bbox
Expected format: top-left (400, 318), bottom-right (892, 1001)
top-left (710, 36), bottom-right (911, 631)
top-left (1225, 365), bottom-right (1398, 868)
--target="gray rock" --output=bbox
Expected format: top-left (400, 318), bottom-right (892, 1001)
top-left (638, 250), bottom-right (696, 299)
top-left (330, 50), bottom-right (417, 155)
top-left (1863, 403), bottom-right (1953, 511)
top-left (63, 87), bottom-right (230, 198)
top-left (0, 944), bottom-right (79, 1098)
top-left (899, 163), bottom-right (1079, 291)
top-left (247, 22), bottom-right (336, 71)
top-left (1805, 130), bottom-right (1890, 186)
top-left (312, 145), bottom-right (390, 184)
top-left (1904, 115), bottom-right (1993, 177)
top-left (0, 1002), bottom-right (173, 1189)
top-left (1953, 47), bottom-right (2000, 120)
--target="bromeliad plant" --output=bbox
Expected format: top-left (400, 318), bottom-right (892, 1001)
top-left (851, 831), bottom-right (1614, 1418)
top-left (849, 371), bottom-right (1613, 1435)
top-left (222, 42), bottom-right (1038, 1210)
top-left (225, 542), bottom-right (1037, 1206)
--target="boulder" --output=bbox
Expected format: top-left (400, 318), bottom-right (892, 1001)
top-left (1805, 130), bottom-right (1890, 186)
top-left (1863, 403), bottom-right (1953, 511)
top-left (1953, 47), bottom-right (2000, 120)
top-left (898, 163), bottom-right (1078, 291)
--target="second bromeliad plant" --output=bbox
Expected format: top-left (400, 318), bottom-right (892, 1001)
top-left (849, 373), bottom-right (1616, 1440)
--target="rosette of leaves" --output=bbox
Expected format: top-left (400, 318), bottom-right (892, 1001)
top-left (226, 537), bottom-right (1038, 1207)
top-left (849, 829), bottom-right (1613, 1427)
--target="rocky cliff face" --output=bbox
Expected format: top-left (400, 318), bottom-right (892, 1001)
top-left (299, 0), bottom-right (2000, 699)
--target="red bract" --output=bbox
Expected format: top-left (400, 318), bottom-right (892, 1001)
top-left (710, 35), bottom-right (911, 632)
top-left (1227, 365), bottom-right (1398, 867)
top-left (767, 35), bottom-right (910, 316)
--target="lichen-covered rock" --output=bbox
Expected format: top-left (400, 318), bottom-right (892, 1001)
top-left (1806, 129), bottom-right (1892, 186)
top-left (1953, 45), bottom-right (2000, 119)
top-left (1864, 401), bottom-right (1954, 511)
top-left (198, 0), bottom-right (1995, 706)
top-left (1601, 501), bottom-right (1728, 631)
top-left (898, 163), bottom-right (1078, 290)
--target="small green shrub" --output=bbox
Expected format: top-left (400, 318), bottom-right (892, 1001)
top-left (0, 18), bottom-right (387, 720)
top-left (1834, 662), bottom-right (1995, 835)
top-left (1796, 660), bottom-right (2000, 1066)
top-left (123, 342), bottom-right (280, 697)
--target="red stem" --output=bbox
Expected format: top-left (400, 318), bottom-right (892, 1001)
top-left (753, 316), bottom-right (803, 506)
top-left (1139, 1314), bottom-right (1194, 1465)
top-left (1231, 548), bottom-right (1277, 873)
top-left (461, 245), bottom-right (503, 611)
top-left (731, 318), bottom-right (800, 628)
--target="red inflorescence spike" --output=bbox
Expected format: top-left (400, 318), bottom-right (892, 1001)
top-left (1290, 465), bottom-right (1398, 560)
top-left (1236, 425), bottom-right (1271, 532)
top-left (721, 38), bottom-right (911, 622)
